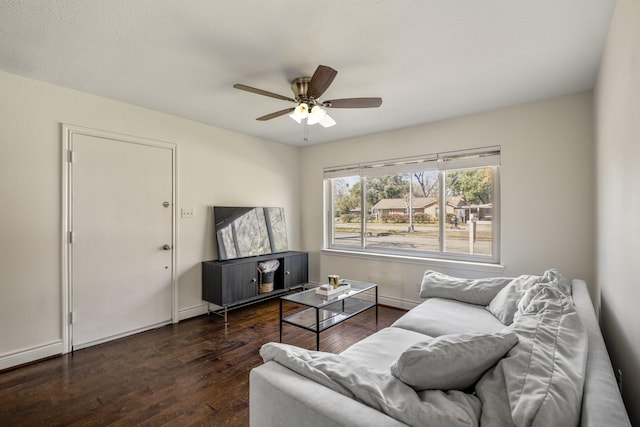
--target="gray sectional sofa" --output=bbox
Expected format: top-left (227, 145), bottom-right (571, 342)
top-left (250, 271), bottom-right (630, 426)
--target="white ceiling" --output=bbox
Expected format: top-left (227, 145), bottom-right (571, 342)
top-left (0, 0), bottom-right (617, 146)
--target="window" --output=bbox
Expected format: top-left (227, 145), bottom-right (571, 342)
top-left (324, 147), bottom-right (500, 263)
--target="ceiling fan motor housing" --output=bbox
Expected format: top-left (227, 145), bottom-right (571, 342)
top-left (291, 77), bottom-right (312, 104)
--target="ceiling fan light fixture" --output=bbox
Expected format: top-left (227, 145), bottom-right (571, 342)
top-left (307, 105), bottom-right (326, 125)
top-left (319, 113), bottom-right (336, 128)
top-left (289, 103), bottom-right (309, 123)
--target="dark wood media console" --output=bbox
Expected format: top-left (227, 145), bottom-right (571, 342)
top-left (202, 251), bottom-right (308, 321)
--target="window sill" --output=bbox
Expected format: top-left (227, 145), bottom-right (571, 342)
top-left (321, 248), bottom-right (505, 275)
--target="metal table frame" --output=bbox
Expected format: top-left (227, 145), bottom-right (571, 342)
top-left (279, 280), bottom-right (378, 350)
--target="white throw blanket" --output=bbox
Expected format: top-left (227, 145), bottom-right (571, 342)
top-left (476, 283), bottom-right (588, 426)
top-left (260, 343), bottom-right (482, 427)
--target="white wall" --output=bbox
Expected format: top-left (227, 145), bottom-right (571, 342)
top-left (0, 70), bottom-right (302, 368)
top-left (595, 0), bottom-right (640, 423)
top-left (300, 93), bottom-right (595, 308)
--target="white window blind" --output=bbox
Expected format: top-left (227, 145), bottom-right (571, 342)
top-left (323, 146), bottom-right (500, 179)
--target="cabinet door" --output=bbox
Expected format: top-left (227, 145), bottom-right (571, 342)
top-left (220, 262), bottom-right (258, 305)
top-left (283, 253), bottom-right (308, 289)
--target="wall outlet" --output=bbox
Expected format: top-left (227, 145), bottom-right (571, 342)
top-left (181, 208), bottom-right (195, 219)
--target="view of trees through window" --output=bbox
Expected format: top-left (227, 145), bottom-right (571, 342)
top-left (329, 165), bottom-right (496, 260)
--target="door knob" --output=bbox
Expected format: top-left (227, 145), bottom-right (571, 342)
top-left (162, 244), bottom-right (171, 250)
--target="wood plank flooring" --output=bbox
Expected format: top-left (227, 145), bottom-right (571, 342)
top-left (0, 298), bottom-right (405, 427)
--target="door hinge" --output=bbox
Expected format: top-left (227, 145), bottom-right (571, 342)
top-left (69, 231), bottom-right (75, 243)
top-left (69, 150), bottom-right (76, 163)
top-left (69, 312), bottom-right (75, 325)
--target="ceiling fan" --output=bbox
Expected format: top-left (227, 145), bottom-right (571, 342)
top-left (233, 65), bottom-right (382, 128)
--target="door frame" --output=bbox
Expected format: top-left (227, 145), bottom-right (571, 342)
top-left (61, 124), bottom-right (178, 354)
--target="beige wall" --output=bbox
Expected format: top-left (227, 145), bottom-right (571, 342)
top-left (595, 0), bottom-right (640, 423)
top-left (0, 70), bottom-right (302, 368)
top-left (300, 93), bottom-right (595, 308)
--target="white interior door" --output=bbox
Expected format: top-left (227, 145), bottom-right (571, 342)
top-left (69, 131), bottom-right (175, 350)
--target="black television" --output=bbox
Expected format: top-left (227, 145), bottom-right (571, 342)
top-left (214, 206), bottom-right (289, 261)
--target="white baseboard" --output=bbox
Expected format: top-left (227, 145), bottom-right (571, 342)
top-left (178, 303), bottom-right (208, 321)
top-left (1, 297), bottom-right (416, 371)
top-left (0, 341), bottom-right (63, 371)
top-left (176, 296), bottom-right (419, 320)
top-left (72, 321), bottom-right (172, 351)
top-left (379, 295), bottom-right (420, 310)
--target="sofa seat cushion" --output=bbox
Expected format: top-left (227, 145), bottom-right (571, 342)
top-left (392, 297), bottom-right (505, 337)
top-left (340, 326), bottom-right (433, 372)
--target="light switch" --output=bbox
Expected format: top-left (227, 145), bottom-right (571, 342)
top-left (181, 208), bottom-right (195, 218)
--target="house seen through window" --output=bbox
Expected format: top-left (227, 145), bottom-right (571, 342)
top-left (324, 147), bottom-right (500, 263)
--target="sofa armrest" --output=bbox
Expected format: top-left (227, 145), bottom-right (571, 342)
top-left (572, 280), bottom-right (631, 426)
top-left (250, 361), bottom-right (408, 427)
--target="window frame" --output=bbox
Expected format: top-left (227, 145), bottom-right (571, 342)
top-left (323, 147), bottom-right (501, 264)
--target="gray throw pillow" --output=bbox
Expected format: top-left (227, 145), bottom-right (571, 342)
top-left (419, 270), bottom-right (512, 305)
top-left (390, 332), bottom-right (518, 391)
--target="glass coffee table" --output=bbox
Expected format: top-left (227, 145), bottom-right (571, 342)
top-left (279, 280), bottom-right (378, 350)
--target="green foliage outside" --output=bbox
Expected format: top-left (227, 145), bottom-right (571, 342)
top-left (380, 213), bottom-right (435, 224)
top-left (333, 167), bottom-right (493, 220)
top-left (446, 168), bottom-right (493, 204)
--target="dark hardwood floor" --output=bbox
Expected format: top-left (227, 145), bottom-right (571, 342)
top-left (0, 298), bottom-right (405, 427)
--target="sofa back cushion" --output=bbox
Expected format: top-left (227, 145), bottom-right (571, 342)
top-left (419, 270), bottom-right (512, 305)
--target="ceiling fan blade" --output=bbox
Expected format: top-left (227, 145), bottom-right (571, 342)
top-left (307, 65), bottom-right (338, 99)
top-left (256, 108), bottom-right (295, 121)
top-left (323, 98), bottom-right (383, 108)
top-left (233, 84), bottom-right (295, 102)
